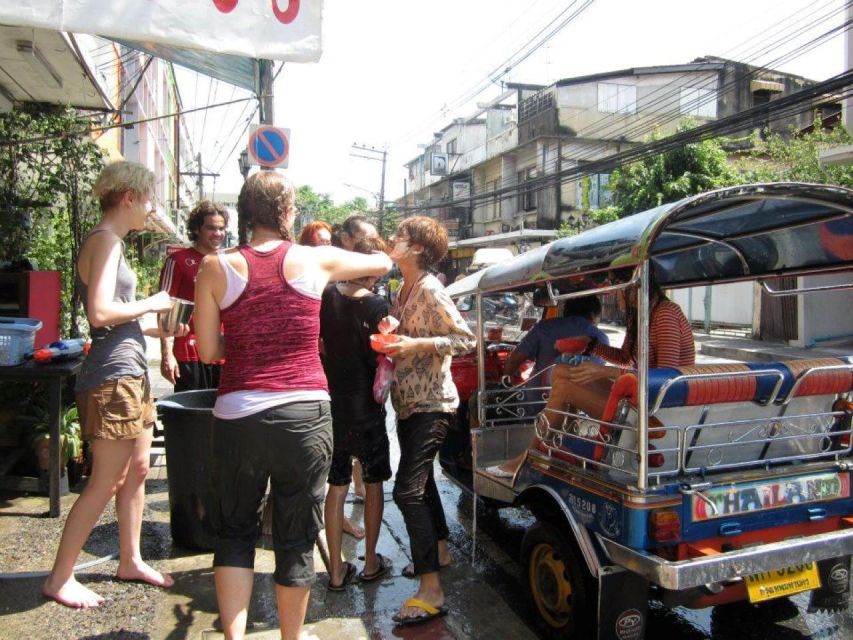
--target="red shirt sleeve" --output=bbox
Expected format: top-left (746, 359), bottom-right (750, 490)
top-left (649, 302), bottom-right (695, 368)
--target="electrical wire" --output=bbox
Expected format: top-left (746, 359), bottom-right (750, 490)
top-left (394, 0), bottom-right (595, 146)
top-left (398, 70), bottom-right (853, 212)
top-left (456, 7), bottom-right (851, 189)
top-left (0, 96), bottom-right (256, 148)
top-left (400, 0), bottom-right (847, 184)
top-left (214, 103), bottom-right (259, 174)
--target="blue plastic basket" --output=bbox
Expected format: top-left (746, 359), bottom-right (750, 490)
top-left (0, 317), bottom-right (43, 366)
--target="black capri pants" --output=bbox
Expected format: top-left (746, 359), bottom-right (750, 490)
top-left (209, 400), bottom-right (332, 586)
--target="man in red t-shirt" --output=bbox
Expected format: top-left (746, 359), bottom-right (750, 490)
top-left (159, 201), bottom-right (229, 391)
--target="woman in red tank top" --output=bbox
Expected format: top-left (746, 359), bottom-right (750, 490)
top-left (194, 171), bottom-right (391, 640)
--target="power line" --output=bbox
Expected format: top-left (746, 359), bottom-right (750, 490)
top-left (399, 70), bottom-right (853, 212)
top-left (394, 0), bottom-right (595, 146)
top-left (0, 96), bottom-right (256, 148)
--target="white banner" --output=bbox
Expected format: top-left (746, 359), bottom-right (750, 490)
top-left (0, 0), bottom-right (322, 62)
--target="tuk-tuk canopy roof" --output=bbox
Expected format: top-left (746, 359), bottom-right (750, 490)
top-left (447, 183), bottom-right (853, 297)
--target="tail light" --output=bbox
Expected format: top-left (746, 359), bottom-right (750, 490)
top-left (650, 509), bottom-right (681, 543)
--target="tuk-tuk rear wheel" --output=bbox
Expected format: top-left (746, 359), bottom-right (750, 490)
top-left (521, 521), bottom-right (594, 638)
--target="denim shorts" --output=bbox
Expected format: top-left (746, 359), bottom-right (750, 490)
top-left (209, 400), bottom-right (332, 586)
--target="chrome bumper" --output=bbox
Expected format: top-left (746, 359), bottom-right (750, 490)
top-left (597, 528), bottom-right (853, 590)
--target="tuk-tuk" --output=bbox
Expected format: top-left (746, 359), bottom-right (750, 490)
top-left (443, 183), bottom-right (853, 640)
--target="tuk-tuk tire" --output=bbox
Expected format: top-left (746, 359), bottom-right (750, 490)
top-left (521, 520), bottom-right (596, 638)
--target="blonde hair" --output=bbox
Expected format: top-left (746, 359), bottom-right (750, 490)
top-left (93, 161), bottom-right (155, 211)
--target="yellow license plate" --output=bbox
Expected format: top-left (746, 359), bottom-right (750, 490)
top-left (745, 562), bottom-right (821, 603)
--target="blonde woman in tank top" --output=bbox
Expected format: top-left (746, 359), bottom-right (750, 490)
top-left (42, 162), bottom-right (183, 609)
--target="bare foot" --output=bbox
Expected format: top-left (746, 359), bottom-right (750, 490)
top-left (116, 559), bottom-right (174, 588)
top-left (43, 575), bottom-right (105, 609)
top-left (342, 517), bottom-right (365, 540)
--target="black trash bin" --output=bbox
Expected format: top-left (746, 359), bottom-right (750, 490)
top-left (156, 389), bottom-right (217, 550)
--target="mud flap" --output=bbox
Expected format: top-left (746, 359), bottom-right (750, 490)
top-left (597, 566), bottom-right (649, 640)
top-left (807, 556), bottom-right (851, 612)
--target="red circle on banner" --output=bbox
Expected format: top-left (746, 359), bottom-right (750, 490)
top-left (272, 0), bottom-right (300, 24)
top-left (213, 0), bottom-right (239, 13)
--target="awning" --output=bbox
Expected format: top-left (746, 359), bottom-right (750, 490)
top-left (0, 26), bottom-right (111, 110)
top-left (112, 39), bottom-right (258, 91)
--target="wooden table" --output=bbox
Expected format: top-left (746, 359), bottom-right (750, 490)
top-left (0, 358), bottom-right (82, 516)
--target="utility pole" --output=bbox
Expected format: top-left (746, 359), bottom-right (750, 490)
top-left (350, 143), bottom-right (387, 235)
top-left (178, 152), bottom-right (218, 203)
top-left (258, 59), bottom-right (275, 171)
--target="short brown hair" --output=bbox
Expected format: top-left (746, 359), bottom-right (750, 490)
top-left (237, 171), bottom-right (294, 244)
top-left (396, 216), bottom-right (448, 269)
top-left (94, 161), bottom-right (154, 211)
top-left (187, 200), bottom-right (229, 242)
top-left (299, 220), bottom-right (332, 246)
top-left (352, 236), bottom-right (387, 255)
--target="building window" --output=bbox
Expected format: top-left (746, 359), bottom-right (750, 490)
top-left (446, 138), bottom-right (457, 155)
top-left (520, 169), bottom-right (536, 211)
top-left (576, 173), bottom-right (612, 210)
top-left (597, 83), bottom-right (636, 114)
top-left (680, 87), bottom-right (717, 117)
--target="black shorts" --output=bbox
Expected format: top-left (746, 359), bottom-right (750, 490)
top-left (175, 360), bottom-right (221, 392)
top-left (209, 400), bottom-right (332, 587)
top-left (328, 414), bottom-right (391, 486)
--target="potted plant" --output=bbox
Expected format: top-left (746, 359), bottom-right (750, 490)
top-left (25, 404), bottom-right (83, 478)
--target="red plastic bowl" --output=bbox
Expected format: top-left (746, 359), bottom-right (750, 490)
top-left (370, 333), bottom-right (400, 354)
top-left (554, 336), bottom-right (591, 355)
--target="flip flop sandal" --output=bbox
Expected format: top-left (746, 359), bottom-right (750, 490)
top-left (327, 561), bottom-right (357, 592)
top-left (401, 560), bottom-right (451, 578)
top-left (358, 553), bottom-right (392, 583)
top-left (392, 597), bottom-right (449, 627)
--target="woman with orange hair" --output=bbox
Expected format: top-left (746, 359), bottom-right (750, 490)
top-left (299, 220), bottom-right (332, 247)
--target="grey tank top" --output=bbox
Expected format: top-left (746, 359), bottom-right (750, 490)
top-left (75, 230), bottom-right (147, 393)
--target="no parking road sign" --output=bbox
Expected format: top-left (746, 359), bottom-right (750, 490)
top-left (247, 125), bottom-right (291, 168)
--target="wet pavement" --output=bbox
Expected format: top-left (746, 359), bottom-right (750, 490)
top-left (1, 330), bottom-right (852, 638)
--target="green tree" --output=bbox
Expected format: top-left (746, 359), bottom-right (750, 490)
top-left (0, 107), bottom-right (105, 336)
top-left (740, 116), bottom-right (853, 187)
top-left (295, 185), bottom-right (396, 239)
top-left (609, 119), bottom-right (739, 217)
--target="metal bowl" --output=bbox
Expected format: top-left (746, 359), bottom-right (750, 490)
top-left (160, 297), bottom-right (194, 334)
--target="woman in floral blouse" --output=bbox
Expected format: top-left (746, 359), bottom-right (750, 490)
top-left (380, 216), bottom-right (476, 626)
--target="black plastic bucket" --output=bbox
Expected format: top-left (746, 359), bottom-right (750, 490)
top-left (156, 389), bottom-right (217, 550)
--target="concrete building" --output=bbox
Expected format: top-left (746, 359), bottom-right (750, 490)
top-left (399, 57), bottom-right (835, 275)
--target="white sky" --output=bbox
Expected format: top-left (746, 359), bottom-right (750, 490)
top-left (178, 0), bottom-right (848, 206)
